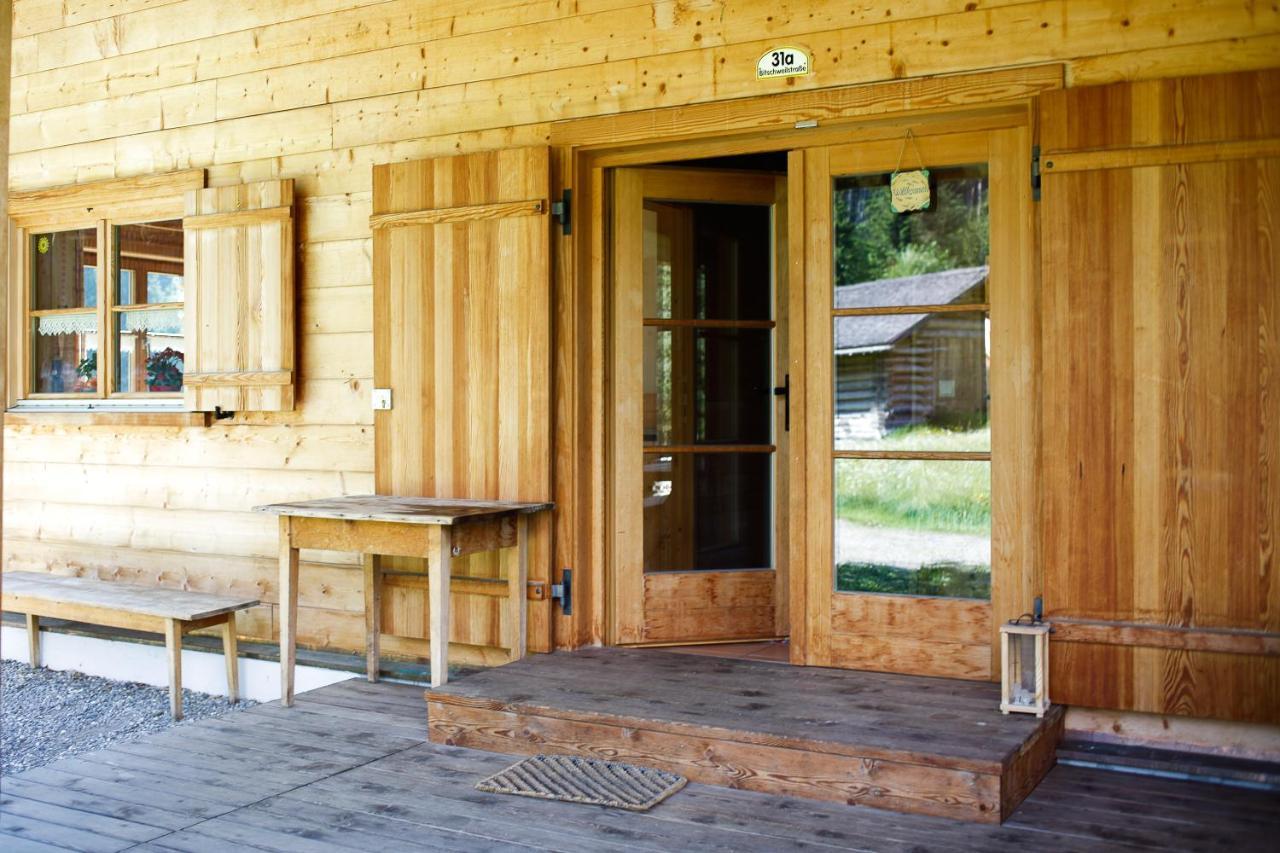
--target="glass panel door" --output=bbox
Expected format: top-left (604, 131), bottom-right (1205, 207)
top-left (801, 130), bottom-right (1025, 680)
top-left (612, 168), bottom-right (786, 645)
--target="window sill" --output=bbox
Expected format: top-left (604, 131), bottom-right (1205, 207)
top-left (4, 404), bottom-right (209, 427)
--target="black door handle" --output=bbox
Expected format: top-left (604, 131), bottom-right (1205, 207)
top-left (773, 374), bottom-right (790, 432)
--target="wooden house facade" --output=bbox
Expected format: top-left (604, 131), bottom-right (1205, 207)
top-left (1, 0), bottom-right (1277, 755)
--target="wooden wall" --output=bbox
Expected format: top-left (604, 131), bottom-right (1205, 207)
top-left (3, 1), bottom-right (1278, 667)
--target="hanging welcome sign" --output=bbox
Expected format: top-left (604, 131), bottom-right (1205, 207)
top-left (756, 46), bottom-right (810, 79)
top-left (890, 130), bottom-right (931, 213)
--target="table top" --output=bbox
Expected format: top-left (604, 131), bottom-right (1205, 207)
top-left (254, 495), bottom-right (554, 525)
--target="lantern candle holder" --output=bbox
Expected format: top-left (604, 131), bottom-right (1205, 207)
top-left (999, 620), bottom-right (1051, 717)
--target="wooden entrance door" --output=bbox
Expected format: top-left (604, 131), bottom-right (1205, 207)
top-left (610, 168), bottom-right (789, 645)
top-left (797, 128), bottom-right (1034, 680)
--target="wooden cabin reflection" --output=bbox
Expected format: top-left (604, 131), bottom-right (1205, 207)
top-left (834, 266), bottom-right (989, 444)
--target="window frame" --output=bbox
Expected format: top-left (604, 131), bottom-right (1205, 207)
top-left (827, 159), bottom-right (994, 602)
top-left (23, 218), bottom-right (104, 400)
top-left (6, 171), bottom-right (201, 413)
top-left (19, 214), bottom-right (186, 404)
top-left (104, 216), bottom-right (187, 400)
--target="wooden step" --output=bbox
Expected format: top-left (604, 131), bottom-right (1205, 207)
top-left (425, 647), bottom-right (1063, 823)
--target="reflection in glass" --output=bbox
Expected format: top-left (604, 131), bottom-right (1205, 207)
top-left (32, 316), bottom-right (97, 393)
top-left (834, 458), bottom-right (990, 599)
top-left (833, 165), bottom-right (989, 309)
top-left (115, 309), bottom-right (185, 393)
top-left (834, 310), bottom-right (989, 451)
top-left (31, 227), bottom-right (97, 310)
top-left (643, 201), bottom-right (771, 321)
top-left (114, 220), bottom-right (185, 305)
top-left (645, 452), bottom-right (772, 572)
top-left (644, 327), bottom-right (772, 446)
top-left (113, 220), bottom-right (185, 394)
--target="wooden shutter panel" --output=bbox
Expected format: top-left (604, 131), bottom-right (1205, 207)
top-left (371, 148), bottom-right (552, 651)
top-left (1039, 70), bottom-right (1280, 723)
top-left (371, 148), bottom-right (550, 502)
top-left (182, 179), bottom-right (296, 412)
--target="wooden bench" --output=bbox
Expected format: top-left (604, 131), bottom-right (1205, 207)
top-left (2, 572), bottom-right (259, 720)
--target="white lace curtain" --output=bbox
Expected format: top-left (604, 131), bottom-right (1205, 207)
top-left (37, 308), bottom-right (182, 336)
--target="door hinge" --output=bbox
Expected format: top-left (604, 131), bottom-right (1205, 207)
top-left (551, 189), bottom-right (572, 236)
top-left (550, 568), bottom-right (573, 616)
top-left (1031, 145), bottom-right (1042, 202)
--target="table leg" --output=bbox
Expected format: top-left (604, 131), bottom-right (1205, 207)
top-left (26, 613), bottom-right (40, 668)
top-left (505, 515), bottom-right (529, 662)
top-left (223, 612), bottom-right (240, 703)
top-left (428, 526), bottom-right (452, 688)
top-left (165, 618), bottom-right (183, 721)
top-left (279, 515), bottom-right (300, 706)
top-left (363, 553), bottom-right (382, 682)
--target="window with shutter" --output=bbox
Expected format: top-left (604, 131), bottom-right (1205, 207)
top-left (6, 170), bottom-right (203, 415)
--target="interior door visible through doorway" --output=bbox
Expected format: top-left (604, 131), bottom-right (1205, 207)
top-left (610, 167), bottom-right (788, 646)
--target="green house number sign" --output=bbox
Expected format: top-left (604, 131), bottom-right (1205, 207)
top-left (757, 46), bottom-right (810, 79)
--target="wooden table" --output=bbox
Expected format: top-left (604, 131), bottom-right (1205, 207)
top-left (255, 495), bottom-right (553, 705)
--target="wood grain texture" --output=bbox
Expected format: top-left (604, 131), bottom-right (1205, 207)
top-left (2, 678), bottom-right (1270, 851)
top-left (1040, 70), bottom-right (1280, 723)
top-left (182, 179), bottom-right (296, 412)
top-left (609, 167), bottom-right (782, 645)
top-left (800, 126), bottom-right (1034, 681)
top-left (1, 570), bottom-right (258, 619)
top-left (5, 0), bottom-right (1279, 709)
top-left (8, 169), bottom-right (202, 222)
top-left (255, 495), bottom-right (553, 526)
top-left (371, 147), bottom-right (553, 659)
top-left (427, 648), bottom-right (1064, 823)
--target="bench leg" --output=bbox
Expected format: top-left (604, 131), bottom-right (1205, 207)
top-left (165, 618), bottom-right (183, 721)
top-left (363, 554), bottom-right (381, 682)
top-left (223, 612), bottom-right (240, 703)
top-left (26, 614), bottom-right (40, 668)
top-left (428, 526), bottom-right (451, 688)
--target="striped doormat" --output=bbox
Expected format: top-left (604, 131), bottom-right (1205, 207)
top-left (475, 754), bottom-right (687, 811)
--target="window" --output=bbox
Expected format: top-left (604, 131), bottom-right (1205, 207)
top-left (26, 218), bottom-right (185, 401)
top-left (10, 172), bottom-right (296, 415)
top-left (29, 227), bottom-right (99, 394)
top-left (112, 221), bottom-right (185, 394)
top-left (830, 164), bottom-right (992, 600)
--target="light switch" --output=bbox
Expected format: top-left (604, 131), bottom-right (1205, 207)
top-left (372, 388), bottom-right (393, 410)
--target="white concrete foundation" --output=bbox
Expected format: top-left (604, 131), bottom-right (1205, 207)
top-left (1, 624), bottom-right (353, 703)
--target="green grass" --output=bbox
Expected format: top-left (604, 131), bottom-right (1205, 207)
top-left (836, 426), bottom-right (990, 535)
top-left (836, 562), bottom-right (991, 598)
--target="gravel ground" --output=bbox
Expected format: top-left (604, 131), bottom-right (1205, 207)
top-left (1, 659), bottom-right (254, 775)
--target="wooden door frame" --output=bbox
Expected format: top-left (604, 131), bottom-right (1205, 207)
top-left (547, 66), bottom-right (1060, 656)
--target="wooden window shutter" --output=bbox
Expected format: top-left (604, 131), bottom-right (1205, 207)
top-left (370, 148), bottom-right (551, 503)
top-left (182, 179), bottom-right (296, 412)
top-left (1038, 70), bottom-right (1280, 722)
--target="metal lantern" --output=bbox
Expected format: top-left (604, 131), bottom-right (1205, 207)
top-left (1000, 620), bottom-right (1051, 717)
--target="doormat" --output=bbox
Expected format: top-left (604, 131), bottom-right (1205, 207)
top-left (476, 754), bottom-right (687, 811)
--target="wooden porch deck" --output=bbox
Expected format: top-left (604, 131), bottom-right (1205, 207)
top-left (2, 678), bottom-right (1277, 851)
